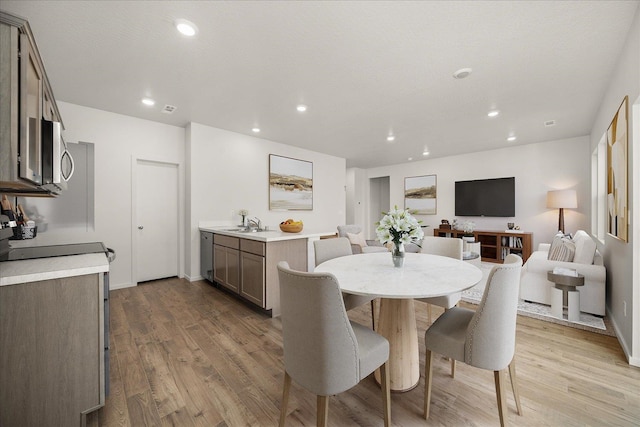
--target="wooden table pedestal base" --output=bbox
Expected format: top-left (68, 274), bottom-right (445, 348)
top-left (374, 298), bottom-right (420, 392)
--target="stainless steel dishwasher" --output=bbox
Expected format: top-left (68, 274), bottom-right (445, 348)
top-left (200, 231), bottom-right (213, 282)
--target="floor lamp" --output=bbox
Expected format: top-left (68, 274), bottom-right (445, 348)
top-left (546, 190), bottom-right (577, 234)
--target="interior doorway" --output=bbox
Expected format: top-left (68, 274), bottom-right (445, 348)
top-left (369, 176), bottom-right (390, 238)
top-left (134, 159), bottom-right (179, 283)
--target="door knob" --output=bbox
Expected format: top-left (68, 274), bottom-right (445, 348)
top-left (138, 226), bottom-right (144, 230)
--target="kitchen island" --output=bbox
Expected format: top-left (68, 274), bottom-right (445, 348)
top-left (199, 226), bottom-right (335, 316)
top-left (0, 253), bottom-right (109, 427)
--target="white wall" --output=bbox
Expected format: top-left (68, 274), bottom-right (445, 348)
top-left (186, 122), bottom-right (346, 280)
top-left (16, 105), bottom-right (345, 288)
top-left (589, 5), bottom-right (639, 365)
top-left (34, 102), bottom-right (186, 289)
top-left (354, 136), bottom-right (590, 249)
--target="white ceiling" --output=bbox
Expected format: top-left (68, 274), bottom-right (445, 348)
top-left (2, 1), bottom-right (638, 168)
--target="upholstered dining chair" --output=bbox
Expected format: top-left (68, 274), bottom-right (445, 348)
top-left (424, 254), bottom-right (523, 427)
top-left (277, 262), bottom-right (391, 427)
top-left (417, 236), bottom-right (464, 324)
top-left (314, 238), bottom-right (376, 328)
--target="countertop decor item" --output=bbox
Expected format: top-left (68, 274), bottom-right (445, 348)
top-left (375, 206), bottom-right (424, 267)
top-left (238, 209), bottom-right (248, 227)
top-left (279, 219), bottom-right (303, 233)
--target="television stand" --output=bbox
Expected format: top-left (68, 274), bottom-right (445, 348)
top-left (433, 228), bottom-right (532, 263)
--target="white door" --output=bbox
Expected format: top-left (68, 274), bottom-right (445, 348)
top-left (136, 160), bottom-right (179, 282)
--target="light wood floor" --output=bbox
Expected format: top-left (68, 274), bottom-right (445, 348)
top-left (88, 277), bottom-right (640, 426)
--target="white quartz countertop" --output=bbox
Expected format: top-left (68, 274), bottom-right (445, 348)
top-left (0, 253), bottom-right (109, 287)
top-left (199, 226), bottom-right (335, 242)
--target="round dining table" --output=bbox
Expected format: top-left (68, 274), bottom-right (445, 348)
top-left (315, 251), bottom-right (483, 392)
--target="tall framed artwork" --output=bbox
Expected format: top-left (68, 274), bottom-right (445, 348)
top-left (269, 154), bottom-right (313, 210)
top-left (404, 175), bottom-right (437, 215)
top-left (606, 96), bottom-right (628, 242)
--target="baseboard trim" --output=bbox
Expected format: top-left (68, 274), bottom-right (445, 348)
top-left (608, 306), bottom-right (635, 366)
top-left (110, 282), bottom-right (135, 290)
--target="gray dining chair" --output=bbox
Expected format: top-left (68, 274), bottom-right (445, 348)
top-left (277, 262), bottom-right (391, 427)
top-left (418, 236), bottom-right (464, 324)
top-left (424, 254), bottom-right (523, 427)
top-left (314, 238), bottom-right (376, 328)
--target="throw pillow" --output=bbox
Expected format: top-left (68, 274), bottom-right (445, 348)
top-left (572, 230), bottom-right (597, 264)
top-left (346, 232), bottom-right (368, 249)
top-left (547, 235), bottom-right (576, 262)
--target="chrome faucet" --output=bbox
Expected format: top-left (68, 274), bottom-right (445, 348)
top-left (247, 217), bottom-right (262, 231)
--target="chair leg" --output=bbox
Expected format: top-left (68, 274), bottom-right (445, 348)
top-left (508, 360), bottom-right (523, 416)
top-left (370, 299), bottom-right (377, 330)
top-left (494, 369), bottom-right (508, 427)
top-left (380, 360), bottom-right (391, 427)
top-left (279, 371), bottom-right (292, 427)
top-left (423, 349), bottom-right (433, 419)
top-left (317, 395), bottom-right (329, 427)
top-left (450, 358), bottom-right (456, 378)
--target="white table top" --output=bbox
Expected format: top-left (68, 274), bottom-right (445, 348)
top-left (315, 252), bottom-right (483, 299)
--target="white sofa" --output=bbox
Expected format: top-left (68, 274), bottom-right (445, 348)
top-left (520, 231), bottom-right (606, 316)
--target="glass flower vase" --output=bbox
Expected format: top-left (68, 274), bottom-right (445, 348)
top-left (391, 242), bottom-right (405, 268)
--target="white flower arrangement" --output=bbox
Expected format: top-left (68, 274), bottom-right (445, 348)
top-left (376, 206), bottom-right (424, 248)
top-left (462, 221), bottom-right (475, 235)
top-left (239, 209), bottom-right (248, 216)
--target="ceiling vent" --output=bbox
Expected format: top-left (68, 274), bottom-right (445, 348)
top-left (544, 120), bottom-right (556, 127)
top-left (162, 105), bottom-right (177, 114)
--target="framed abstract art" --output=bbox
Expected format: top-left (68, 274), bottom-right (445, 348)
top-left (606, 96), bottom-right (628, 242)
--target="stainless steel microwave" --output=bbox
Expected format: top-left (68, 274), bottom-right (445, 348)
top-left (41, 119), bottom-right (74, 193)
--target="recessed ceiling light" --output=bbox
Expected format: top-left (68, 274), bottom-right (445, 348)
top-left (387, 135), bottom-right (395, 142)
top-left (175, 19), bottom-right (198, 37)
top-left (507, 135), bottom-right (517, 142)
top-left (252, 127), bottom-right (260, 133)
top-left (141, 98), bottom-right (155, 106)
top-left (453, 68), bottom-right (472, 79)
top-left (422, 150), bottom-right (430, 156)
top-left (488, 110), bottom-right (500, 118)
top-left (296, 104), bottom-right (307, 112)
top-left (408, 157), bottom-right (413, 161)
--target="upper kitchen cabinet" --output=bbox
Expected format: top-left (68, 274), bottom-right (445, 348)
top-left (0, 11), bottom-right (65, 196)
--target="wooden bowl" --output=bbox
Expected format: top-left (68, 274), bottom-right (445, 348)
top-left (279, 223), bottom-right (303, 233)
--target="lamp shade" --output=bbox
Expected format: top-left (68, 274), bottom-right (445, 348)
top-left (546, 190), bottom-right (577, 209)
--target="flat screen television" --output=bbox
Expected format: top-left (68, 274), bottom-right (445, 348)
top-left (455, 177), bottom-right (515, 217)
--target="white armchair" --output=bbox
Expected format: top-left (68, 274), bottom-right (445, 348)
top-left (520, 231), bottom-right (606, 316)
top-left (337, 224), bottom-right (422, 254)
top-left (336, 225), bottom-right (388, 254)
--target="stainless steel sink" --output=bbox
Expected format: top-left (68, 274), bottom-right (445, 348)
top-left (223, 228), bottom-right (275, 233)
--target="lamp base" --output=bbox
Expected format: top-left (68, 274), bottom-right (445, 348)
top-left (558, 208), bottom-right (565, 234)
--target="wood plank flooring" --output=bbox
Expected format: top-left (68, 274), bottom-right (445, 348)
top-left (87, 277), bottom-right (640, 426)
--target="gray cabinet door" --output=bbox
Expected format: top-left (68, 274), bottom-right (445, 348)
top-left (0, 274), bottom-right (104, 426)
top-left (213, 244), bottom-right (240, 292)
top-left (240, 251), bottom-right (265, 307)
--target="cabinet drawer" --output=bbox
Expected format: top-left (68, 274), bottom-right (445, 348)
top-left (240, 239), bottom-right (265, 256)
top-left (214, 234), bottom-right (239, 249)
